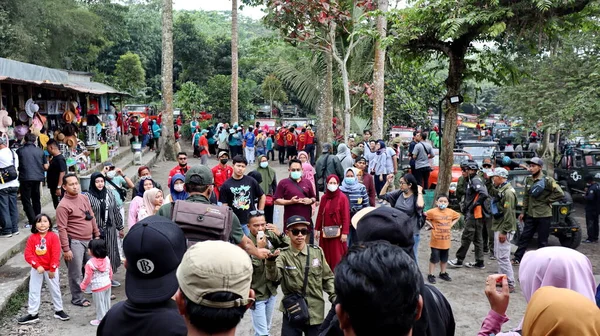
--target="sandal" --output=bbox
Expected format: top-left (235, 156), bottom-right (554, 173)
top-left (511, 259), bottom-right (520, 266)
top-left (72, 299), bottom-right (91, 307)
top-left (110, 294), bottom-right (116, 300)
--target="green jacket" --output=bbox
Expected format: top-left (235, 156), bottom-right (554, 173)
top-left (456, 175), bottom-right (466, 203)
top-left (266, 244), bottom-right (336, 326)
top-left (491, 182), bottom-right (517, 233)
top-left (156, 194), bottom-right (245, 244)
top-left (523, 175), bottom-right (564, 218)
top-left (249, 230), bottom-right (289, 302)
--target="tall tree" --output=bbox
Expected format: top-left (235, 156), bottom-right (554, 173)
top-left (371, 0), bottom-right (387, 139)
top-left (114, 52), bottom-right (146, 96)
top-left (158, 0), bottom-right (176, 162)
top-left (388, 0), bottom-right (594, 197)
top-left (261, 74), bottom-right (287, 111)
top-left (231, 0), bottom-right (239, 124)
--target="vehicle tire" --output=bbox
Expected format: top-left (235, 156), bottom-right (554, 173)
top-left (557, 216), bottom-right (582, 249)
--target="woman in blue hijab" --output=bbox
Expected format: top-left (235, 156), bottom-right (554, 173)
top-left (164, 173), bottom-right (189, 203)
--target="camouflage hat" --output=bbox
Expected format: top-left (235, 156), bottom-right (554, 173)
top-left (493, 167), bottom-right (509, 178)
top-left (185, 165), bottom-right (214, 185)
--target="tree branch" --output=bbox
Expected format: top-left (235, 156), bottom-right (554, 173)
top-left (405, 35), bottom-right (451, 55)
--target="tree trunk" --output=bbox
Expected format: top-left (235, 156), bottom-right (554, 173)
top-left (230, 0), bottom-right (239, 124)
top-left (157, 0), bottom-right (175, 162)
top-left (371, 0), bottom-right (388, 140)
top-left (341, 61), bottom-right (351, 142)
top-left (435, 50), bottom-right (465, 198)
top-left (540, 127), bottom-right (551, 158)
top-left (318, 51), bottom-right (334, 146)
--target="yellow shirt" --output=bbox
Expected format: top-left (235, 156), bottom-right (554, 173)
top-left (425, 207), bottom-right (460, 250)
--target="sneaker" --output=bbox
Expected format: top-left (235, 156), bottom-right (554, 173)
top-left (24, 224), bottom-right (31, 229)
top-left (13, 231), bottom-right (20, 236)
top-left (54, 311), bottom-right (70, 321)
top-left (17, 314), bottom-right (39, 324)
top-left (111, 280), bottom-right (121, 287)
top-left (439, 272), bottom-right (452, 282)
top-left (448, 259), bottom-right (463, 268)
top-left (583, 239), bottom-right (598, 244)
top-left (1, 233), bottom-right (12, 238)
top-left (427, 274), bottom-right (436, 284)
top-left (465, 262), bottom-right (485, 269)
top-left (90, 319), bottom-right (101, 326)
top-left (489, 254), bottom-right (497, 260)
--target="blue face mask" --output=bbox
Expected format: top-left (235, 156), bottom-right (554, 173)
top-left (438, 203), bottom-right (448, 210)
top-left (290, 171), bottom-right (302, 180)
top-left (344, 177), bottom-right (356, 185)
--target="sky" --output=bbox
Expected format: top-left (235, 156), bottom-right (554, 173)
top-left (173, 0), bottom-right (265, 19)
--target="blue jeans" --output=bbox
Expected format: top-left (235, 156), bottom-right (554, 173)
top-left (251, 295), bottom-right (277, 336)
top-left (256, 148), bottom-right (265, 156)
top-left (241, 223), bottom-right (250, 236)
top-left (0, 187), bottom-right (19, 234)
top-left (413, 234), bottom-right (420, 261)
top-left (142, 134), bottom-right (150, 147)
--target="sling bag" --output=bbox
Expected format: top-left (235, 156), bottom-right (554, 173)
top-left (281, 247), bottom-right (311, 327)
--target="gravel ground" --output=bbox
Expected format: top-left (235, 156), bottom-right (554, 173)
top-left (1, 144), bottom-right (597, 336)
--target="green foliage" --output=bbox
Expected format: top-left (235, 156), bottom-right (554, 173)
top-left (261, 74), bottom-right (287, 107)
top-left (204, 75), bottom-right (259, 120)
top-left (114, 52), bottom-right (146, 96)
top-left (174, 82), bottom-right (208, 118)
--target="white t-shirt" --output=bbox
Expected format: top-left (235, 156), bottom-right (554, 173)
top-left (0, 147), bottom-right (19, 189)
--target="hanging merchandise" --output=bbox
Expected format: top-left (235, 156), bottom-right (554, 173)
top-left (25, 98), bottom-right (37, 118)
top-left (88, 99), bottom-right (99, 115)
top-left (0, 110), bottom-right (12, 134)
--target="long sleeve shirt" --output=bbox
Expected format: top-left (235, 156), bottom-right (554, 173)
top-left (522, 175), bottom-right (564, 218)
top-left (491, 182), bottom-right (518, 234)
top-left (128, 196), bottom-right (144, 229)
top-left (478, 310), bottom-right (520, 336)
top-left (249, 230), bottom-right (289, 301)
top-left (24, 232), bottom-right (61, 272)
top-left (56, 193), bottom-right (100, 252)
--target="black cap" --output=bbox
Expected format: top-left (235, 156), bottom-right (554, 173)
top-left (585, 174), bottom-right (595, 182)
top-left (286, 215), bottom-right (310, 229)
top-left (123, 215), bottom-right (187, 304)
top-left (356, 207), bottom-right (415, 260)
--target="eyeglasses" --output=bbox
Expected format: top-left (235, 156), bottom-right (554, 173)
top-left (178, 157), bottom-right (187, 161)
top-left (249, 210), bottom-right (265, 217)
top-left (290, 228), bottom-right (309, 236)
top-left (482, 164), bottom-right (492, 168)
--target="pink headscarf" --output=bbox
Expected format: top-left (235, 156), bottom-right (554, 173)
top-left (517, 246), bottom-right (596, 328)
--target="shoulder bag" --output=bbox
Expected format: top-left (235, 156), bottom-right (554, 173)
top-left (0, 150), bottom-right (18, 184)
top-left (106, 178), bottom-right (127, 202)
top-left (281, 247), bottom-right (311, 327)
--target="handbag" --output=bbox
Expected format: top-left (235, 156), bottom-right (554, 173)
top-left (322, 225), bottom-right (341, 238)
top-left (281, 247), bottom-right (311, 327)
top-left (265, 194), bottom-right (274, 206)
top-left (106, 178), bottom-right (127, 202)
top-left (0, 150), bottom-right (18, 184)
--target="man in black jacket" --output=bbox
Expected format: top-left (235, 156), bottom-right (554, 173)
top-left (16, 133), bottom-right (48, 228)
top-left (318, 207), bottom-right (455, 336)
top-left (584, 174), bottom-right (600, 243)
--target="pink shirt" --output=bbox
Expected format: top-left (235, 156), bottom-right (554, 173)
top-left (128, 196), bottom-right (144, 229)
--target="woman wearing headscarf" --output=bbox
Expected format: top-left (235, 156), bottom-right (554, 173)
top-left (128, 177), bottom-right (156, 229)
top-left (315, 175), bottom-right (350, 271)
top-left (339, 167), bottom-right (369, 247)
top-left (138, 188), bottom-right (163, 221)
top-left (379, 173), bottom-right (424, 260)
top-left (336, 143), bottom-right (354, 171)
top-left (354, 157), bottom-right (376, 207)
top-left (521, 287), bottom-right (600, 336)
top-left (254, 155), bottom-right (277, 223)
top-left (131, 166), bottom-right (162, 200)
top-left (478, 246), bottom-right (597, 336)
top-left (85, 172), bottom-right (123, 285)
top-left (368, 140), bottom-right (395, 195)
top-left (163, 173), bottom-right (188, 204)
top-left (298, 150), bottom-right (318, 197)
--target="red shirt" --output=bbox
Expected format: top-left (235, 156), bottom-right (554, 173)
top-left (176, 116), bottom-right (182, 126)
top-left (285, 132), bottom-right (296, 147)
top-left (141, 120), bottom-right (149, 135)
top-left (24, 232), bottom-right (61, 272)
top-left (198, 135), bottom-right (209, 155)
top-left (130, 121), bottom-right (140, 136)
top-left (168, 165), bottom-right (189, 185)
top-left (276, 130), bottom-right (286, 146)
top-left (157, 115), bottom-right (162, 125)
top-left (212, 164), bottom-right (233, 199)
top-left (297, 133), bottom-right (306, 150)
top-left (306, 130), bottom-right (315, 145)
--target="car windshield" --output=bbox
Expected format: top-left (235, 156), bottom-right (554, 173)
top-left (127, 105), bottom-right (146, 112)
top-left (454, 154), bottom-right (470, 165)
top-left (463, 146), bottom-right (495, 158)
top-left (509, 173), bottom-right (528, 188)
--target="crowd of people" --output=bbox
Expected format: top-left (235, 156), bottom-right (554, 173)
top-left (1, 120), bottom-right (600, 336)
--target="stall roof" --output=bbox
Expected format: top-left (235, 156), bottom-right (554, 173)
top-left (0, 58), bottom-right (128, 95)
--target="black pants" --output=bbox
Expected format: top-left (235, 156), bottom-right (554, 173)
top-left (481, 217), bottom-right (494, 253)
top-left (513, 216), bottom-right (551, 261)
top-left (414, 167), bottom-right (431, 189)
top-left (267, 149), bottom-right (275, 161)
top-left (20, 181), bottom-right (42, 225)
top-left (586, 210), bottom-right (599, 241)
top-left (281, 317), bottom-right (319, 336)
top-left (265, 204), bottom-right (274, 224)
top-left (50, 189), bottom-right (62, 209)
top-left (305, 144), bottom-right (316, 165)
top-left (278, 148), bottom-right (286, 164)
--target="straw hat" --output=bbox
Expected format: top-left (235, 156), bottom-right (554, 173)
top-left (65, 135), bottom-right (77, 149)
top-left (56, 133), bottom-right (65, 142)
top-left (0, 110), bottom-right (12, 133)
top-left (63, 111), bottom-right (75, 124)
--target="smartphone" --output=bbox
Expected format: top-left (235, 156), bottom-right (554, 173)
top-left (257, 231), bottom-right (265, 240)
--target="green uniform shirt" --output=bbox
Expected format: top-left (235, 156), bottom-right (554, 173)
top-left (456, 175), bottom-right (466, 203)
top-left (266, 244), bottom-right (336, 326)
top-left (523, 175), bottom-right (564, 218)
top-left (249, 230), bottom-right (289, 302)
top-left (491, 182), bottom-right (517, 233)
top-left (156, 194), bottom-right (244, 244)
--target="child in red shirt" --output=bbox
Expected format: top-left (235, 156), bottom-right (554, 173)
top-left (18, 214), bottom-right (70, 324)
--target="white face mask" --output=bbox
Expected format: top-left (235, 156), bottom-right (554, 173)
top-left (174, 184), bottom-right (184, 192)
top-left (327, 184), bottom-right (338, 192)
top-left (106, 171), bottom-right (116, 179)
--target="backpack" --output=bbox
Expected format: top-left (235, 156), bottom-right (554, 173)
top-left (171, 201), bottom-right (233, 248)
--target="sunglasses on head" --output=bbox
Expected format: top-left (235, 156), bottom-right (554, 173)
top-left (290, 228), bottom-right (310, 236)
top-left (249, 210), bottom-right (265, 217)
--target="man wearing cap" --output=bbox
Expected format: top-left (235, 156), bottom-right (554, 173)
top-left (0, 134), bottom-right (19, 237)
top-left (97, 216), bottom-right (188, 336)
top-left (212, 151), bottom-right (233, 200)
top-left (157, 165), bottom-right (270, 260)
top-left (584, 174), bottom-right (600, 243)
top-left (513, 157), bottom-right (564, 264)
top-left (305, 126), bottom-right (316, 165)
top-left (174, 240), bottom-right (255, 335)
top-left (449, 159), bottom-right (489, 269)
top-left (266, 215), bottom-right (335, 336)
top-left (315, 143), bottom-right (344, 192)
top-left (319, 206), bottom-right (455, 336)
top-left (247, 212), bottom-right (289, 336)
top-left (16, 133), bottom-right (47, 229)
top-left (46, 139), bottom-right (67, 209)
top-left (488, 167), bottom-right (517, 292)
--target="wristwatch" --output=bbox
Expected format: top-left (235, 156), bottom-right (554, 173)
top-left (56, 186), bottom-right (62, 189)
